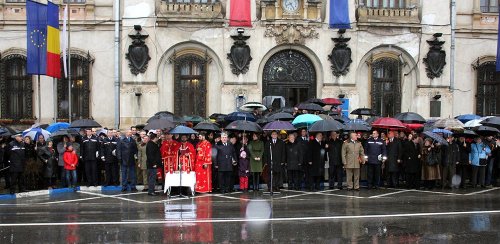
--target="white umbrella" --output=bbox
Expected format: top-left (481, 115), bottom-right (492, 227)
top-left (240, 102), bottom-right (267, 112)
top-left (464, 116), bottom-right (494, 129)
top-left (22, 128), bottom-right (51, 140)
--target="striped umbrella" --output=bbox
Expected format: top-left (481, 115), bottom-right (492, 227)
top-left (22, 127), bottom-right (51, 140)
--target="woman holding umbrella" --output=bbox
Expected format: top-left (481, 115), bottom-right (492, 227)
top-left (195, 132), bottom-right (212, 193)
top-left (421, 138), bottom-right (441, 190)
top-left (38, 139), bottom-right (57, 189)
top-left (248, 133), bottom-right (264, 191)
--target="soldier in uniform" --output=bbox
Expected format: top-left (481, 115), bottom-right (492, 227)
top-left (101, 129), bottom-right (119, 186)
top-left (9, 134), bottom-right (25, 194)
top-left (341, 132), bottom-right (366, 191)
top-left (364, 130), bottom-right (387, 189)
top-left (161, 133), bottom-right (180, 174)
top-left (81, 128), bottom-right (100, 187)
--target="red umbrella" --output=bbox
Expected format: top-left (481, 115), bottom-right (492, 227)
top-left (322, 98), bottom-right (343, 106)
top-left (404, 123), bottom-right (424, 131)
top-left (371, 117), bottom-right (406, 129)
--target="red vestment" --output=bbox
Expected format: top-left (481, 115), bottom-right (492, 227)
top-left (175, 142), bottom-right (195, 173)
top-left (161, 139), bottom-right (179, 174)
top-left (195, 140), bottom-right (212, 193)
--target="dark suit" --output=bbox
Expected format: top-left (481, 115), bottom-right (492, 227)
top-left (327, 138), bottom-right (344, 189)
top-left (215, 142), bottom-right (237, 193)
top-left (117, 136), bottom-right (138, 190)
top-left (102, 137), bottom-right (119, 186)
top-left (386, 138), bottom-right (402, 187)
top-left (286, 141), bottom-right (303, 190)
top-left (402, 140), bottom-right (421, 189)
top-left (307, 139), bottom-right (326, 191)
top-left (298, 137), bottom-right (310, 189)
top-left (263, 139), bottom-right (286, 191)
top-left (146, 141), bottom-right (161, 194)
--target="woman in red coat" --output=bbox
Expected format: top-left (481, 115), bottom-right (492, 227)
top-left (195, 132), bottom-right (212, 193)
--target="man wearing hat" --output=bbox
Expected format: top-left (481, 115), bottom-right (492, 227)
top-left (9, 133), bottom-right (25, 194)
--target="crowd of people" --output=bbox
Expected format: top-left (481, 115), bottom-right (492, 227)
top-left (1, 124), bottom-right (499, 196)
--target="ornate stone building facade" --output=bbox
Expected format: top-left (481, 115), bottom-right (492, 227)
top-left (0, 0), bottom-right (498, 128)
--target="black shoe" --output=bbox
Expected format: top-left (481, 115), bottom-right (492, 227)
top-left (354, 188), bottom-right (360, 191)
top-left (142, 189), bottom-right (148, 192)
top-left (148, 192), bottom-right (158, 196)
top-left (121, 188), bottom-right (127, 192)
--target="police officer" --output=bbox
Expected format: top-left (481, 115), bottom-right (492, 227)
top-left (365, 130), bottom-right (387, 189)
top-left (9, 133), bottom-right (25, 194)
top-left (101, 129), bottom-right (119, 186)
top-left (82, 128), bottom-right (100, 187)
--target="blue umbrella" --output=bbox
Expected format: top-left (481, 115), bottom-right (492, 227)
top-left (455, 114), bottom-right (481, 123)
top-left (225, 112), bottom-right (256, 122)
top-left (292, 114), bottom-right (322, 128)
top-left (46, 122), bottom-right (70, 133)
top-left (432, 128), bottom-right (453, 135)
top-left (23, 127), bottom-right (51, 140)
top-left (169, 125), bottom-right (198, 135)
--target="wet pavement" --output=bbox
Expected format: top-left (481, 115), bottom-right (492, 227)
top-left (1, 187), bottom-right (500, 243)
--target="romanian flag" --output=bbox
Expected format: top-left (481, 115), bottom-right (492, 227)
top-left (46, 1), bottom-right (61, 78)
top-left (26, 0), bottom-right (60, 78)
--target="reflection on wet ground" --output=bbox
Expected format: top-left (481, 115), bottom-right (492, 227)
top-left (1, 188), bottom-right (500, 243)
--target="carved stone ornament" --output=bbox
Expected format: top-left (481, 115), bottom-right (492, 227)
top-left (264, 24), bottom-right (319, 45)
top-left (227, 32), bottom-right (252, 75)
top-left (423, 33), bottom-right (446, 79)
top-left (125, 26), bottom-right (151, 75)
top-left (328, 29), bottom-right (352, 77)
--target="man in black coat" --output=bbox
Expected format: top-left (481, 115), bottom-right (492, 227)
top-left (101, 129), bottom-right (119, 186)
top-left (327, 131), bottom-right (344, 190)
top-left (8, 134), bottom-right (25, 194)
top-left (263, 131), bottom-right (286, 193)
top-left (285, 133), bottom-right (303, 190)
top-left (214, 133), bottom-right (237, 193)
top-left (441, 135), bottom-right (459, 189)
top-left (364, 130), bottom-right (387, 189)
top-left (81, 128), bottom-right (100, 187)
top-left (306, 132), bottom-right (326, 191)
top-left (385, 131), bottom-right (402, 188)
top-left (117, 130), bottom-right (139, 192)
top-left (146, 134), bottom-right (161, 196)
top-left (402, 134), bottom-right (421, 189)
top-left (456, 136), bottom-right (471, 188)
top-left (297, 129), bottom-right (310, 189)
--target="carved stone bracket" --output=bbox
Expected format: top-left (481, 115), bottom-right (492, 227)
top-left (227, 32), bottom-right (252, 75)
top-left (264, 23), bottom-right (319, 45)
top-left (125, 25), bottom-right (151, 75)
top-left (328, 29), bottom-right (352, 77)
top-left (423, 33), bottom-right (446, 79)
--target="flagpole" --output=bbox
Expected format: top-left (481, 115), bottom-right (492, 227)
top-left (67, 2), bottom-right (72, 123)
top-left (53, 77), bottom-right (57, 123)
top-left (38, 74), bottom-right (42, 123)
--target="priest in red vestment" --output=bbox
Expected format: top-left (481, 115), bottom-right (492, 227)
top-left (161, 133), bottom-right (179, 174)
top-left (175, 135), bottom-right (195, 173)
top-left (195, 132), bottom-right (212, 193)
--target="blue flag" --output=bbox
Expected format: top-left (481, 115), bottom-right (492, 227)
top-left (27, 0), bottom-right (47, 75)
top-left (329, 0), bottom-right (351, 29)
top-left (496, 9), bottom-right (500, 72)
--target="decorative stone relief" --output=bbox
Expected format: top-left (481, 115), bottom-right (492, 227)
top-left (264, 24), bottom-right (319, 45)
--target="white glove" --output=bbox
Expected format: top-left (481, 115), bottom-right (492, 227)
top-left (101, 156), bottom-right (105, 161)
top-left (112, 150), bottom-right (116, 156)
top-left (95, 151), bottom-right (99, 158)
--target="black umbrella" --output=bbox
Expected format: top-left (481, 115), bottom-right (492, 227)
top-left (473, 125), bottom-right (500, 136)
top-left (297, 103), bottom-right (324, 112)
top-left (69, 119), bottom-right (101, 128)
top-left (0, 125), bottom-right (18, 137)
top-left (256, 118), bottom-right (269, 125)
top-left (169, 125), bottom-right (198, 135)
top-left (351, 108), bottom-right (375, 116)
top-left (225, 112), bottom-right (256, 122)
top-left (225, 120), bottom-right (263, 133)
top-left (276, 107), bottom-right (295, 114)
top-left (480, 116), bottom-right (500, 129)
top-left (309, 120), bottom-right (344, 133)
top-left (267, 112), bottom-right (294, 121)
top-left (306, 98), bottom-right (326, 107)
top-left (331, 116), bottom-right (349, 124)
top-left (193, 122), bottom-right (221, 132)
top-left (394, 112), bottom-right (426, 124)
top-left (50, 129), bottom-right (79, 139)
top-left (453, 129), bottom-right (477, 138)
top-left (423, 131), bottom-right (448, 145)
top-left (147, 113), bottom-right (185, 123)
top-left (343, 123), bottom-right (371, 132)
top-left (144, 119), bottom-right (175, 131)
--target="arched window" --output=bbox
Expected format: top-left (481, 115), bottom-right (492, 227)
top-left (57, 54), bottom-right (92, 120)
top-left (173, 54), bottom-right (207, 117)
top-left (0, 54), bottom-right (33, 120)
top-left (370, 57), bottom-right (401, 117)
top-left (476, 61), bottom-right (500, 116)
